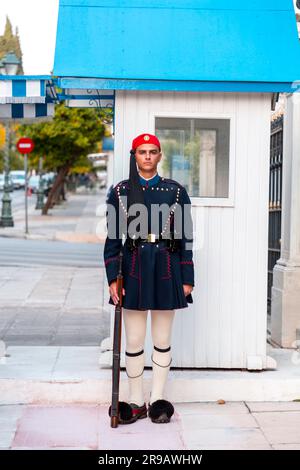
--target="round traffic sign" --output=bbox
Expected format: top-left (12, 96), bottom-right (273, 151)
top-left (16, 137), bottom-right (35, 154)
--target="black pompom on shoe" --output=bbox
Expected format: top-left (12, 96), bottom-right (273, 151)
top-left (108, 401), bottom-right (147, 424)
top-left (148, 399), bottom-right (174, 423)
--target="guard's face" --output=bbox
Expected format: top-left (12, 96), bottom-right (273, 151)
top-left (134, 144), bottom-right (162, 172)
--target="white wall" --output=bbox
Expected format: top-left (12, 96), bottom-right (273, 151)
top-left (111, 90), bottom-right (272, 369)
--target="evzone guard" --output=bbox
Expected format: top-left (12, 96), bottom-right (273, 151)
top-left (105, 133), bottom-right (194, 424)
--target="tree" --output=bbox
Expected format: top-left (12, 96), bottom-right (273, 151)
top-left (18, 102), bottom-right (105, 214)
top-left (0, 16), bottom-right (24, 75)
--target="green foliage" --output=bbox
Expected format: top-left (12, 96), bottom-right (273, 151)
top-left (9, 151), bottom-right (24, 171)
top-left (0, 150), bottom-right (23, 173)
top-left (0, 16), bottom-right (24, 75)
top-left (18, 103), bottom-right (105, 171)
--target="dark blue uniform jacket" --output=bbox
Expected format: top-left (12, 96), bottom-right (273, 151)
top-left (103, 173), bottom-right (194, 310)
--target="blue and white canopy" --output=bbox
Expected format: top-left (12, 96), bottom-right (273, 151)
top-left (0, 75), bottom-right (57, 121)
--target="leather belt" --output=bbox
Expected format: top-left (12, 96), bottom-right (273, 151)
top-left (125, 234), bottom-right (180, 252)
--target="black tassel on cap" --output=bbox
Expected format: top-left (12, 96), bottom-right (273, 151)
top-left (127, 150), bottom-right (145, 239)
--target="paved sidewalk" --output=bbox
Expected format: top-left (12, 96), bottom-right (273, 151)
top-left (0, 345), bottom-right (299, 449)
top-left (1, 187), bottom-right (300, 450)
top-left (0, 265), bottom-right (110, 346)
top-left (0, 188), bottom-right (107, 244)
top-left (0, 188), bottom-right (110, 346)
top-left (2, 401), bottom-right (300, 450)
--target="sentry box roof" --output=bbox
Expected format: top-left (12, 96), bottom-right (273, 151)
top-left (53, 0), bottom-right (300, 92)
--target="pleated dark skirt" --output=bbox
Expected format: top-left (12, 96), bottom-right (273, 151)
top-left (108, 241), bottom-right (193, 310)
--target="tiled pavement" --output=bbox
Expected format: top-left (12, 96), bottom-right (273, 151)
top-left (2, 401), bottom-right (300, 450)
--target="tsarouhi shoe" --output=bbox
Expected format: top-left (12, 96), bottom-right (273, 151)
top-left (108, 401), bottom-right (147, 424)
top-left (147, 399), bottom-right (174, 423)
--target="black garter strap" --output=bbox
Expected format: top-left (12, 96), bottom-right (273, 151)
top-left (154, 345), bottom-right (171, 353)
top-left (125, 349), bottom-right (144, 357)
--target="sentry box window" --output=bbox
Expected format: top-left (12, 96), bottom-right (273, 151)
top-left (156, 117), bottom-right (230, 198)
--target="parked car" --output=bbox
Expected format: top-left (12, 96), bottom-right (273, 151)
top-left (10, 171), bottom-right (26, 189)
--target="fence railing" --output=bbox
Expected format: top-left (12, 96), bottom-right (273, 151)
top-left (268, 115), bottom-right (283, 310)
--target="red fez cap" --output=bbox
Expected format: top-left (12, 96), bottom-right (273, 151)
top-left (131, 133), bottom-right (161, 151)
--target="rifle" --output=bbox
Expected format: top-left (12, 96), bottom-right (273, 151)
top-left (110, 250), bottom-right (124, 428)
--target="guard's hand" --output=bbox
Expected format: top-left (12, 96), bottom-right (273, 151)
top-left (183, 284), bottom-right (193, 297)
top-left (109, 281), bottom-right (125, 305)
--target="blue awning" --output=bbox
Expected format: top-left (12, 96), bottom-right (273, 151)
top-left (0, 103), bottom-right (55, 121)
top-left (0, 75), bottom-right (57, 121)
top-left (53, 0), bottom-right (300, 92)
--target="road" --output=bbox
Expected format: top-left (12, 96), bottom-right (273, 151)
top-left (0, 238), bottom-right (104, 268)
top-left (0, 188), bottom-right (36, 214)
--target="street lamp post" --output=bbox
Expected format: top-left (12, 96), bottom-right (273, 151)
top-left (36, 157), bottom-right (45, 210)
top-left (0, 122), bottom-right (14, 227)
top-left (0, 52), bottom-right (21, 228)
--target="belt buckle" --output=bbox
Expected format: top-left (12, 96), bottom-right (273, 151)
top-left (147, 233), bottom-right (156, 243)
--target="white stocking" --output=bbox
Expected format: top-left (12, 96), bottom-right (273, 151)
top-left (123, 308), bottom-right (148, 406)
top-left (150, 309), bottom-right (175, 405)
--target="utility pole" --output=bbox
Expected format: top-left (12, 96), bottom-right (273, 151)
top-left (0, 122), bottom-right (14, 227)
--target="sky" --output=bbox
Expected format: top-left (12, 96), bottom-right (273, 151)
top-left (0, 0), bottom-right (59, 75)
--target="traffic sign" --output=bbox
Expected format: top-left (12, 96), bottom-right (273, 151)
top-left (16, 137), bottom-right (34, 154)
top-left (16, 137), bottom-right (34, 235)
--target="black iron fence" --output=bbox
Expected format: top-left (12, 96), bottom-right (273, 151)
top-left (268, 115), bottom-right (283, 310)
